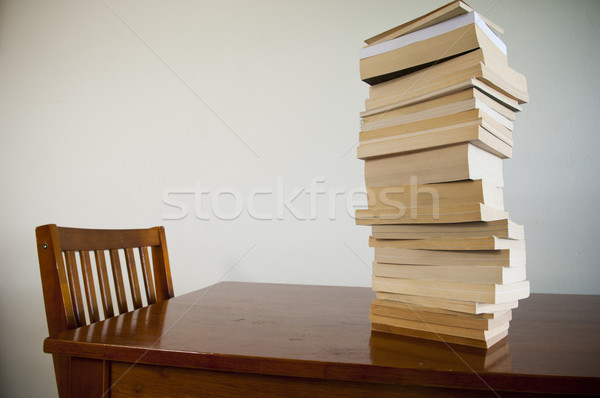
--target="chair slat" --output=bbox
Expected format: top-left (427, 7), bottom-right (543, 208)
top-left (64, 251), bottom-right (86, 327)
top-left (124, 248), bottom-right (143, 309)
top-left (56, 253), bottom-right (77, 331)
top-left (109, 249), bottom-right (128, 314)
top-left (94, 250), bottom-right (114, 319)
top-left (139, 247), bottom-right (156, 304)
top-left (79, 251), bottom-right (100, 323)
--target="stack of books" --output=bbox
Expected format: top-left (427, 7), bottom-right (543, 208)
top-left (356, 1), bottom-right (530, 348)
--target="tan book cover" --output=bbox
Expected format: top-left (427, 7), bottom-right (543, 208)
top-left (375, 291), bottom-right (519, 314)
top-left (370, 302), bottom-right (512, 330)
top-left (371, 298), bottom-right (509, 319)
top-left (357, 124), bottom-right (512, 160)
top-left (369, 236), bottom-right (525, 250)
top-left (361, 87), bottom-right (516, 131)
top-left (364, 50), bottom-right (526, 114)
top-left (374, 247), bottom-right (526, 267)
top-left (371, 321), bottom-right (508, 348)
top-left (369, 313), bottom-right (510, 340)
top-left (356, 203), bottom-right (508, 225)
top-left (364, 143), bottom-right (503, 188)
top-left (373, 262), bottom-right (527, 284)
top-left (371, 219), bottom-right (524, 240)
top-left (372, 276), bottom-right (531, 304)
top-left (360, 14), bottom-right (523, 95)
top-left (364, 179), bottom-right (504, 214)
top-left (364, 1), bottom-right (503, 46)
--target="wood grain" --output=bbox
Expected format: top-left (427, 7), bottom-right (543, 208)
top-left (110, 361), bottom-right (520, 398)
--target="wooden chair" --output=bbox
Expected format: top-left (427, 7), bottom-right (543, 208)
top-left (36, 224), bottom-right (174, 397)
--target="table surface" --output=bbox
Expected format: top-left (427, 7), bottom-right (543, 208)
top-left (44, 282), bottom-right (600, 395)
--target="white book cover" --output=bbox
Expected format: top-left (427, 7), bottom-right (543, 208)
top-left (360, 11), bottom-right (506, 60)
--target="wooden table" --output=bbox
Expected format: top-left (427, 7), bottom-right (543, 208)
top-left (44, 282), bottom-right (600, 397)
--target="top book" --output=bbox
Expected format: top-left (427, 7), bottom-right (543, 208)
top-left (364, 0), bottom-right (503, 46)
top-left (360, 5), bottom-right (515, 88)
top-left (360, 11), bottom-right (505, 61)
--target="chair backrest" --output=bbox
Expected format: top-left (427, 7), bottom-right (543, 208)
top-left (36, 224), bottom-right (174, 336)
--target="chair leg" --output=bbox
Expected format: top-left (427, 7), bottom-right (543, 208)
top-left (52, 354), bottom-right (70, 398)
top-left (53, 355), bottom-right (109, 398)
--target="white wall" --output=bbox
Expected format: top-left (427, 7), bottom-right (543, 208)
top-left (1, 0), bottom-right (598, 396)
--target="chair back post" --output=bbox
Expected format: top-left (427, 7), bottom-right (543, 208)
top-left (36, 224), bottom-right (76, 336)
top-left (153, 226), bottom-right (175, 302)
top-left (36, 224), bottom-right (74, 398)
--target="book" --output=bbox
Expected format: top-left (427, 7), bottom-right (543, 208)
top-left (369, 320), bottom-right (511, 365)
top-left (357, 123), bottom-right (512, 160)
top-left (371, 321), bottom-right (508, 348)
top-left (360, 11), bottom-right (510, 86)
top-left (370, 301), bottom-right (513, 330)
top-left (369, 313), bottom-right (510, 341)
top-left (364, 143), bottom-right (503, 188)
top-left (371, 219), bottom-right (524, 240)
top-left (374, 247), bottom-right (526, 267)
top-left (373, 262), bottom-right (527, 284)
top-left (363, 50), bottom-right (526, 114)
top-left (371, 298), bottom-right (509, 319)
top-left (364, 179), bottom-right (504, 215)
top-left (369, 236), bottom-right (525, 250)
top-left (364, 1), bottom-right (503, 46)
top-left (361, 87), bottom-right (515, 132)
top-left (356, 203), bottom-right (508, 225)
top-left (375, 291), bottom-right (519, 314)
top-left (372, 275), bottom-right (531, 304)
top-left (357, 109), bottom-right (513, 159)
top-left (362, 108), bottom-right (512, 141)
top-left (367, 74), bottom-right (522, 118)
top-left (361, 10), bottom-right (506, 59)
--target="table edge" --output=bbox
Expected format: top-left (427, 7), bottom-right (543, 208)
top-left (43, 338), bottom-right (600, 395)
